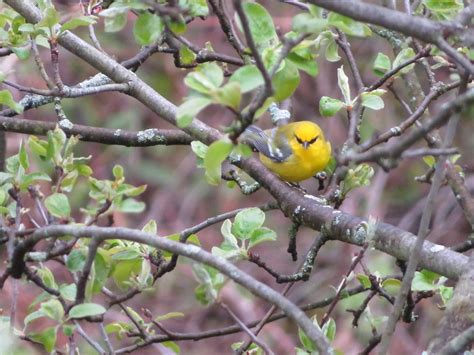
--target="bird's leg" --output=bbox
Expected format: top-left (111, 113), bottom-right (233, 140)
top-left (314, 171), bottom-right (327, 191)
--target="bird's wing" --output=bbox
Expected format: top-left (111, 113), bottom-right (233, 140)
top-left (242, 126), bottom-right (292, 163)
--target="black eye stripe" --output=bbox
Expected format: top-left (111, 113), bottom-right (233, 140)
top-left (294, 134), bottom-right (319, 145)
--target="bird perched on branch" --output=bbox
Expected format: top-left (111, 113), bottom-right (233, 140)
top-left (242, 121), bottom-right (332, 182)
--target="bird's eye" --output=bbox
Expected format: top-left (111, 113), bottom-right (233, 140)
top-left (308, 136), bottom-right (319, 144)
top-left (294, 134), bottom-right (303, 145)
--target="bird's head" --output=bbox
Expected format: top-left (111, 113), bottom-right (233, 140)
top-left (292, 122), bottom-right (324, 150)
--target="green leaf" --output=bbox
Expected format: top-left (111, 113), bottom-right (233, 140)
top-left (176, 97), bottom-right (212, 128)
top-left (439, 285), bottom-right (454, 305)
top-left (40, 299), bottom-right (64, 322)
top-left (319, 96), bottom-right (345, 117)
top-left (142, 219), bottom-right (157, 234)
top-left (356, 274), bottom-right (371, 288)
top-left (298, 327), bottom-right (316, 352)
top-left (423, 155), bottom-right (436, 168)
top-left (68, 303), bottom-right (106, 319)
top-left (272, 59), bottom-right (300, 102)
top-left (41, 7), bottom-right (60, 28)
top-left (0, 190), bottom-right (7, 206)
top-left (322, 318), bottom-right (336, 342)
top-left (341, 164), bottom-right (374, 197)
top-left (220, 219), bottom-right (239, 249)
top-left (229, 65), bottom-right (264, 93)
top-left (216, 82), bottom-right (241, 110)
top-left (412, 269), bottom-right (440, 291)
top-left (287, 52), bottom-right (319, 76)
top-left (241, 2), bottom-right (279, 49)
top-left (382, 278), bottom-right (401, 295)
top-left (111, 249), bottom-right (141, 261)
top-left (337, 66), bottom-right (351, 105)
top-left (248, 227), bottom-right (277, 249)
top-left (44, 193), bottom-right (71, 218)
top-left (19, 172), bottom-right (51, 190)
top-left (112, 258), bottom-right (142, 290)
top-left (24, 309), bottom-right (46, 328)
top-left (179, 0), bottom-right (209, 17)
top-left (361, 92), bottom-right (385, 110)
top-left (59, 283), bottom-right (77, 301)
top-left (100, 6), bottom-right (128, 32)
top-left (0, 90), bottom-right (23, 113)
top-left (12, 46), bottom-right (31, 60)
top-left (62, 324), bottom-right (75, 337)
top-left (61, 16), bottom-right (97, 32)
top-left (392, 47), bottom-right (416, 74)
top-left (67, 248), bottom-right (87, 272)
top-left (179, 46), bottom-right (196, 65)
top-left (373, 52), bottom-right (391, 77)
top-left (112, 164), bottom-right (124, 179)
top-left (184, 62), bottom-right (224, 93)
top-left (18, 141), bottom-right (29, 170)
top-left (29, 326), bottom-right (57, 353)
top-left (133, 12), bottom-right (163, 46)
top-left (190, 141), bottom-right (208, 159)
top-left (36, 266), bottom-right (58, 289)
top-left (203, 139), bottom-right (233, 185)
top-left (117, 198), bottom-right (145, 213)
top-left (328, 13), bottom-right (372, 37)
top-left (424, 0), bottom-right (462, 12)
top-left (232, 207), bottom-right (265, 240)
top-left (292, 13), bottom-right (328, 34)
top-left (162, 341), bottom-right (180, 354)
top-left (154, 312), bottom-right (185, 322)
top-left (325, 38), bottom-right (340, 62)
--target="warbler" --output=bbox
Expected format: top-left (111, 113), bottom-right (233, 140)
top-left (243, 121), bottom-right (331, 182)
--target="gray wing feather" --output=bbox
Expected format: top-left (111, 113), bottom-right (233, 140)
top-left (242, 126), bottom-right (292, 163)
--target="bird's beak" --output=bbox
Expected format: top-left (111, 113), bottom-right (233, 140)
top-left (303, 142), bottom-right (309, 149)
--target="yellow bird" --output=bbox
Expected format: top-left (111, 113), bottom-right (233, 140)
top-left (243, 121), bottom-right (332, 182)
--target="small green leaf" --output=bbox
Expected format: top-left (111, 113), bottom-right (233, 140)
top-left (287, 52), bottom-right (319, 76)
top-left (220, 219), bottom-right (239, 249)
top-left (162, 341), bottom-right (180, 354)
top-left (68, 303), bottom-right (106, 319)
top-left (179, 46), bottom-right (196, 65)
top-left (412, 269), bottom-right (440, 291)
top-left (40, 299), bottom-right (64, 322)
top-left (169, 15), bottom-right (187, 34)
top-left (180, 0), bottom-right (209, 17)
top-left (356, 274), bottom-right (371, 288)
top-left (328, 13), bottom-right (372, 37)
top-left (319, 96), bottom-right (345, 117)
top-left (61, 16), bottom-right (97, 32)
top-left (29, 326), bottom-right (57, 353)
top-left (19, 172), bottom-right (51, 190)
top-left (142, 219), bottom-right (157, 234)
top-left (341, 164), bottom-right (374, 197)
top-left (322, 318), bottom-right (336, 342)
top-left (203, 139), bottom-right (233, 185)
top-left (62, 324), bottom-right (75, 337)
top-left (423, 155), bottom-right (436, 168)
top-left (337, 66), bottom-right (351, 105)
top-left (216, 82), bottom-right (241, 110)
top-left (18, 141), bottom-right (29, 170)
top-left (117, 198), bottom-right (146, 213)
top-left (439, 285), bottom-right (454, 305)
top-left (59, 283), bottom-right (77, 301)
top-left (176, 97), bottom-right (212, 128)
top-left (154, 312), bottom-right (184, 322)
top-left (241, 2), bottom-right (279, 49)
top-left (190, 141), bottom-right (208, 159)
top-left (373, 52), bottom-right (391, 77)
top-left (0, 90), bottom-right (23, 113)
top-left (41, 6), bottom-right (60, 28)
top-left (102, 8), bottom-right (128, 33)
top-left (392, 47), bottom-right (416, 74)
top-left (67, 248), bottom-right (87, 272)
top-left (133, 12), bottom-right (163, 46)
top-left (298, 327), bottom-right (316, 352)
top-left (232, 208), bottom-right (265, 240)
top-left (272, 59), bottom-right (300, 102)
top-left (292, 13), bottom-right (328, 34)
top-left (361, 92), bottom-right (385, 110)
top-left (44, 193), bottom-right (71, 218)
top-left (229, 65), bottom-right (264, 93)
top-left (382, 278), bottom-right (401, 295)
top-left (325, 38), bottom-right (340, 62)
top-left (112, 165), bottom-right (124, 179)
top-left (248, 227), bottom-right (277, 249)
